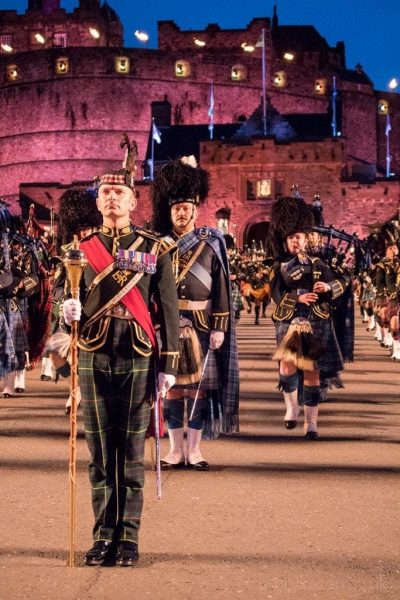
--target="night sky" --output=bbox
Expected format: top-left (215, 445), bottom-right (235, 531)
top-left (3, 0), bottom-right (400, 92)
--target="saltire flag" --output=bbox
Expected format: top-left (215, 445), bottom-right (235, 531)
top-left (152, 121), bottom-right (162, 144)
top-left (256, 32), bottom-right (264, 47)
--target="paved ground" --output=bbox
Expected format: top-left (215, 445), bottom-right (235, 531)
top-left (1, 312), bottom-right (399, 600)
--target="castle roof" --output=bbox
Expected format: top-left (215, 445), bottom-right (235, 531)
top-left (272, 25), bottom-right (331, 52)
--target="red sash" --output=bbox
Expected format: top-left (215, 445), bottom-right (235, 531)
top-left (80, 236), bottom-right (156, 348)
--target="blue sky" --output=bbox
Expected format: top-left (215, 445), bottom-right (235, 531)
top-left (3, 0), bottom-right (400, 91)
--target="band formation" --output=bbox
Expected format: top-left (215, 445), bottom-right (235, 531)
top-left (0, 134), bottom-right (396, 567)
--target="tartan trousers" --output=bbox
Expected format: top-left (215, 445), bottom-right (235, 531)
top-left (78, 318), bottom-right (153, 544)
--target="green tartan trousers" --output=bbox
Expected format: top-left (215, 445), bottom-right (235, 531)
top-left (78, 318), bottom-right (153, 544)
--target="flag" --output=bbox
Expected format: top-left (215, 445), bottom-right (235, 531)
top-left (386, 114), bottom-right (392, 136)
top-left (256, 32), bottom-right (264, 47)
top-left (152, 121), bottom-right (161, 144)
top-left (208, 83), bottom-right (214, 118)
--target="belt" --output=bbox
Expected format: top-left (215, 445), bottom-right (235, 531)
top-left (105, 303), bottom-right (133, 320)
top-left (178, 299), bottom-right (211, 311)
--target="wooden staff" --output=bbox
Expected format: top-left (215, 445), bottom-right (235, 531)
top-left (63, 236), bottom-right (87, 567)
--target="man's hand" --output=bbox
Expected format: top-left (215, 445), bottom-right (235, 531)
top-left (313, 281), bottom-right (331, 294)
top-left (298, 293), bottom-right (318, 306)
top-left (209, 330), bottom-right (225, 350)
top-left (63, 298), bottom-right (82, 325)
top-left (157, 373), bottom-right (176, 398)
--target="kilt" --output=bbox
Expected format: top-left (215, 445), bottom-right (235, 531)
top-left (174, 310), bottom-right (220, 391)
top-left (1, 299), bottom-right (28, 370)
top-left (231, 283), bottom-right (243, 312)
top-left (78, 317), bottom-right (153, 544)
top-left (387, 299), bottom-right (399, 320)
top-left (0, 311), bottom-right (17, 377)
top-left (274, 313), bottom-right (344, 373)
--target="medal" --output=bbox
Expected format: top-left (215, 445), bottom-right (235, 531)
top-left (116, 249), bottom-right (157, 273)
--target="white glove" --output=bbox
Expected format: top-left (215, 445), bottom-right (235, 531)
top-left (209, 330), bottom-right (225, 350)
top-left (157, 372), bottom-right (176, 398)
top-left (63, 298), bottom-right (82, 326)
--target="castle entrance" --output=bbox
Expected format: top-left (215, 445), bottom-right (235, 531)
top-left (243, 221), bottom-right (269, 251)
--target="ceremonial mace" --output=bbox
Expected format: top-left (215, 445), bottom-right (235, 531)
top-left (63, 236), bottom-right (87, 567)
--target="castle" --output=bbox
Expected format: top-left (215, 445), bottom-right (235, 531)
top-left (0, 0), bottom-right (399, 243)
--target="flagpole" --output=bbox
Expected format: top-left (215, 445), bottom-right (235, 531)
top-left (209, 81), bottom-right (214, 140)
top-left (151, 117), bottom-right (155, 181)
top-left (331, 76), bottom-right (337, 137)
top-left (261, 28), bottom-right (267, 136)
top-left (386, 113), bottom-right (391, 177)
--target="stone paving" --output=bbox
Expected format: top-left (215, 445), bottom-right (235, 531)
top-left (0, 311), bottom-right (399, 599)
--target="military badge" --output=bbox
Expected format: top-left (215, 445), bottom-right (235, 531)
top-left (116, 249), bottom-right (157, 274)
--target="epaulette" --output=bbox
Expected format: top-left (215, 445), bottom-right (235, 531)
top-left (135, 227), bottom-right (160, 243)
top-left (159, 237), bottom-right (178, 257)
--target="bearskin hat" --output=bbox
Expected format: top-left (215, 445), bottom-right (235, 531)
top-left (377, 216), bottom-right (399, 255)
top-left (96, 133), bottom-right (138, 191)
top-left (57, 187), bottom-right (102, 247)
top-left (267, 196), bottom-right (315, 258)
top-left (151, 156), bottom-right (210, 235)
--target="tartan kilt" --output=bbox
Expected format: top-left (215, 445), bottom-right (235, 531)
top-left (274, 316), bottom-right (344, 373)
top-left (0, 311), bottom-right (17, 377)
top-left (2, 300), bottom-right (28, 370)
top-left (387, 299), bottom-right (399, 320)
top-left (231, 283), bottom-right (243, 312)
top-left (174, 310), bottom-right (219, 391)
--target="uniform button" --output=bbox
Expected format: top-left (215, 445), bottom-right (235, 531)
top-left (181, 285), bottom-right (186, 289)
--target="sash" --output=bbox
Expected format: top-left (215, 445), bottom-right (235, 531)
top-left (80, 236), bottom-right (157, 348)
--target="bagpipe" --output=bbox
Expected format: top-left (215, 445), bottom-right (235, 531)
top-left (313, 225), bottom-right (370, 274)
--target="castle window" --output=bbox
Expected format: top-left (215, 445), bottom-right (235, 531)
top-left (1, 35), bottom-right (14, 53)
top-left (283, 52), bottom-right (295, 63)
top-left (256, 179), bottom-right (272, 198)
top-left (231, 64), bottom-right (247, 81)
top-left (175, 60), bottom-right (191, 77)
top-left (30, 31), bottom-right (45, 46)
top-left (272, 71), bottom-right (286, 87)
top-left (315, 79), bottom-right (326, 95)
top-left (378, 99), bottom-right (389, 115)
top-left (115, 56), bottom-right (130, 74)
top-left (53, 33), bottom-right (67, 48)
top-left (6, 64), bottom-right (18, 82)
top-left (55, 57), bottom-right (69, 75)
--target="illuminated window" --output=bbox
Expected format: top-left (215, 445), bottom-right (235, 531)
top-left (6, 64), bottom-right (18, 82)
top-left (231, 64), bottom-right (247, 81)
top-left (378, 99), bottom-right (389, 115)
top-left (283, 52), bottom-right (295, 62)
top-left (1, 35), bottom-right (13, 53)
top-left (175, 60), bottom-right (191, 77)
top-left (115, 56), bottom-right (130, 74)
top-left (30, 31), bottom-right (45, 45)
top-left (53, 33), bottom-right (67, 48)
top-left (257, 179), bottom-right (272, 198)
top-left (55, 57), bottom-right (69, 75)
top-left (272, 71), bottom-right (286, 87)
top-left (315, 79), bottom-right (326, 95)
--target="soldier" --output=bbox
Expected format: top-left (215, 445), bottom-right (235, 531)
top-left (267, 196), bottom-right (347, 439)
top-left (0, 204), bottom-right (40, 397)
top-left (152, 156), bottom-right (239, 471)
top-left (60, 136), bottom-right (180, 566)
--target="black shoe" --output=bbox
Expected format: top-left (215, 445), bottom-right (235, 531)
top-left (116, 542), bottom-right (139, 567)
top-left (285, 420), bottom-right (297, 430)
top-left (84, 540), bottom-right (114, 566)
top-left (305, 431), bottom-right (319, 440)
top-left (160, 460), bottom-right (186, 470)
top-left (254, 320), bottom-right (260, 325)
top-left (40, 375), bottom-right (52, 382)
top-left (0, 392), bottom-right (13, 398)
top-left (65, 406), bottom-right (71, 416)
top-left (14, 388), bottom-right (25, 394)
top-left (187, 460), bottom-right (210, 471)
